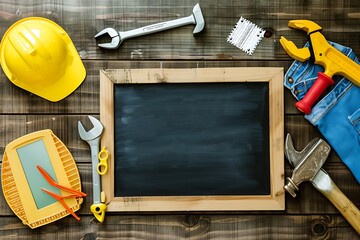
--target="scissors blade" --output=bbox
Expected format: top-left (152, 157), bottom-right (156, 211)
top-left (41, 188), bottom-right (81, 221)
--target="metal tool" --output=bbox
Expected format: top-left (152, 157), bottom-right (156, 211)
top-left (280, 20), bottom-right (360, 114)
top-left (94, 3), bottom-right (205, 49)
top-left (78, 116), bottom-right (107, 223)
top-left (37, 165), bottom-right (86, 221)
top-left (284, 134), bottom-right (331, 197)
top-left (285, 133), bottom-right (360, 234)
top-left (227, 16), bottom-right (265, 55)
top-left (97, 147), bottom-right (109, 175)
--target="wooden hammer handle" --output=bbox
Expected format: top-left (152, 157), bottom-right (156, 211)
top-left (315, 176), bottom-right (360, 235)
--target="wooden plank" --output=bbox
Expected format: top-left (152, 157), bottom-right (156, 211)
top-left (0, 215), bottom-right (358, 239)
top-left (103, 67), bottom-right (284, 83)
top-left (0, 60), bottom-right (302, 114)
top-left (0, 115), bottom-right (92, 163)
top-left (0, 60), bottom-right (287, 114)
top-left (0, 1), bottom-right (359, 60)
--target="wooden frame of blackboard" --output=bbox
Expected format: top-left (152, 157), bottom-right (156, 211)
top-left (100, 67), bottom-right (284, 212)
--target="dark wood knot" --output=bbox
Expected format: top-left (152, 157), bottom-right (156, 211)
top-left (310, 218), bottom-right (329, 238)
top-left (181, 215), bottom-right (202, 228)
top-left (263, 27), bottom-right (274, 38)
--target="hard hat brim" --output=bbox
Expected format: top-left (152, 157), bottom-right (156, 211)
top-left (37, 56), bottom-right (86, 102)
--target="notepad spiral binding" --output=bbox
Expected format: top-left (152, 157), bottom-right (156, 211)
top-left (227, 17), bottom-right (265, 55)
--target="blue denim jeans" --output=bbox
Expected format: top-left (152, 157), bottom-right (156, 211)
top-left (284, 41), bottom-right (360, 184)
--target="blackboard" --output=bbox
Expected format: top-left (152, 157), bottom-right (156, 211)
top-left (100, 67), bottom-right (284, 211)
top-left (114, 83), bottom-right (270, 196)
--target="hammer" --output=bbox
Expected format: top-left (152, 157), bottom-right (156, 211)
top-left (284, 134), bottom-right (360, 234)
top-left (95, 3), bottom-right (205, 49)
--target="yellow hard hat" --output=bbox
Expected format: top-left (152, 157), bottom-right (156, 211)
top-left (0, 17), bottom-right (86, 102)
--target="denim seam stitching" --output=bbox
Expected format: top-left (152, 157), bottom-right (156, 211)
top-left (310, 83), bottom-right (353, 123)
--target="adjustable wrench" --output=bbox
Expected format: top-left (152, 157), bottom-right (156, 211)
top-left (78, 116), bottom-right (106, 222)
top-left (94, 3), bottom-right (205, 49)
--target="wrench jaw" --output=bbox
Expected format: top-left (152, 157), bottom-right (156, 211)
top-left (78, 116), bottom-right (104, 141)
top-left (288, 20), bottom-right (322, 34)
top-left (77, 121), bottom-right (90, 140)
top-left (94, 28), bottom-right (121, 49)
top-left (279, 36), bottom-right (311, 62)
top-left (280, 20), bottom-right (322, 62)
top-left (192, 3), bottom-right (205, 34)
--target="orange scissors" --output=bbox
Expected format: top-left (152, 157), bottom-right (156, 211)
top-left (37, 165), bottom-right (87, 221)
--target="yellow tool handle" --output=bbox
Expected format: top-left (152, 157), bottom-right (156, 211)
top-left (310, 31), bottom-right (360, 86)
top-left (324, 47), bottom-right (360, 86)
top-left (90, 203), bottom-right (107, 223)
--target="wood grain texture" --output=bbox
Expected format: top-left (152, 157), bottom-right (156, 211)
top-left (0, 1), bottom-right (359, 61)
top-left (0, 215), bottom-right (358, 239)
top-left (0, 60), bottom-right (291, 114)
top-left (0, 0), bottom-right (359, 238)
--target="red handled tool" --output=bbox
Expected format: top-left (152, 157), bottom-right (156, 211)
top-left (280, 20), bottom-right (360, 114)
top-left (295, 72), bottom-right (334, 114)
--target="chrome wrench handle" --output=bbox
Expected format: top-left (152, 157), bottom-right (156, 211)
top-left (88, 140), bottom-right (101, 204)
top-left (95, 3), bottom-right (205, 49)
top-left (120, 15), bottom-right (195, 41)
top-left (78, 116), bottom-right (106, 222)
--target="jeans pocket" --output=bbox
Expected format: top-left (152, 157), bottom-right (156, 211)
top-left (348, 108), bottom-right (360, 134)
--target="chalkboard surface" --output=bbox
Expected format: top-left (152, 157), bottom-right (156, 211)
top-left (114, 82), bottom-right (270, 197)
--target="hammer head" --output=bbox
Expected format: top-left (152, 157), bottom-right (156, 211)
top-left (192, 3), bottom-right (205, 34)
top-left (284, 134), bottom-right (331, 197)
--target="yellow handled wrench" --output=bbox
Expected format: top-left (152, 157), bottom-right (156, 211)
top-left (280, 20), bottom-right (360, 114)
top-left (78, 116), bottom-right (107, 223)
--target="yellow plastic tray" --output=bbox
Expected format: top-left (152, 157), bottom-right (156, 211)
top-left (1, 129), bottom-right (83, 228)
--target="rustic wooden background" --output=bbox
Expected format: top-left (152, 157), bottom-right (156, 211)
top-left (0, 0), bottom-right (359, 239)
